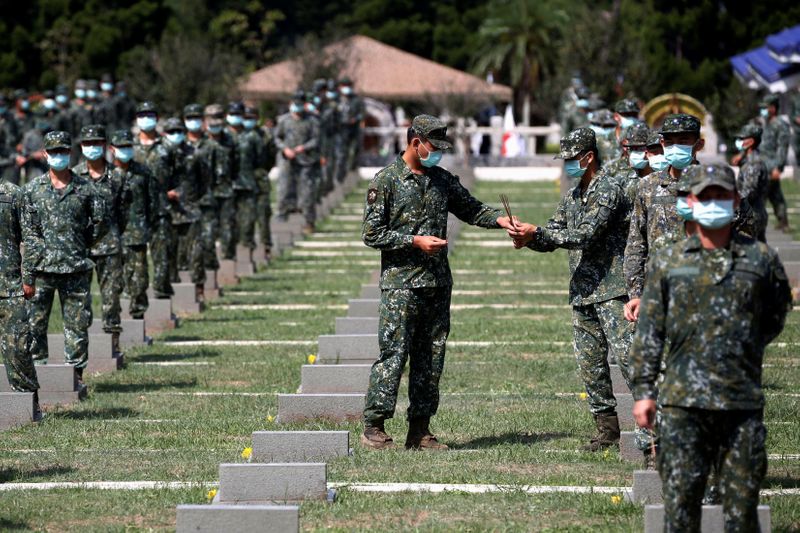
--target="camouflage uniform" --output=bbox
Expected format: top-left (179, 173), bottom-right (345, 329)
top-left (362, 115), bottom-right (503, 427)
top-left (185, 104), bottom-right (220, 271)
top-left (320, 83), bottom-right (339, 195)
top-left (0, 181), bottom-right (39, 393)
top-left (112, 130), bottom-right (158, 319)
top-left (733, 124), bottom-right (769, 242)
top-left (21, 131), bottom-right (107, 369)
top-left (630, 166), bottom-right (792, 532)
top-left (246, 107), bottom-right (273, 254)
top-left (790, 89), bottom-right (800, 172)
top-left (205, 105), bottom-right (236, 261)
top-left (590, 109), bottom-right (621, 164)
top-left (528, 129), bottom-right (634, 446)
top-left (561, 86), bottom-right (591, 135)
top-left (229, 103), bottom-right (260, 250)
top-left (334, 80), bottom-right (364, 183)
top-left (0, 96), bottom-right (19, 183)
top-left (274, 104), bottom-right (319, 226)
top-left (759, 95), bottom-right (790, 229)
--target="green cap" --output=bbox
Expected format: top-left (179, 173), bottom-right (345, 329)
top-left (555, 127), bottom-right (596, 159)
top-left (110, 129), bottom-right (134, 147)
top-left (411, 114), bottom-right (453, 151)
top-left (646, 130), bottom-right (662, 147)
top-left (164, 117), bottom-right (185, 132)
top-left (735, 123), bottom-right (762, 141)
top-left (227, 101), bottom-right (245, 115)
top-left (80, 124), bottom-right (106, 142)
top-left (183, 103), bottom-right (204, 118)
top-left (659, 113), bottom-right (701, 134)
top-left (204, 104), bottom-right (224, 118)
top-left (623, 122), bottom-right (650, 146)
top-left (760, 94), bottom-right (779, 107)
top-left (689, 163), bottom-right (736, 195)
top-left (589, 109), bottom-right (616, 127)
top-left (136, 101), bottom-right (158, 115)
top-left (44, 130), bottom-right (72, 151)
top-left (614, 98), bottom-right (640, 114)
top-left (677, 165), bottom-right (699, 194)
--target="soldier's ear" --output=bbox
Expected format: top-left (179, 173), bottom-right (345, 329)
top-left (695, 138), bottom-right (705, 152)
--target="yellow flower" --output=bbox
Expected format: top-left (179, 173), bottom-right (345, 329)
top-left (241, 447), bottom-right (252, 460)
top-left (307, 354), bottom-right (317, 364)
top-left (206, 488), bottom-right (217, 501)
top-left (611, 495), bottom-right (622, 505)
top-left (579, 392), bottom-right (588, 400)
top-left (266, 415), bottom-right (275, 423)
top-left (603, 449), bottom-right (611, 458)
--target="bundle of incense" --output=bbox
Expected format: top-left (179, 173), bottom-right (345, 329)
top-left (500, 194), bottom-right (518, 229)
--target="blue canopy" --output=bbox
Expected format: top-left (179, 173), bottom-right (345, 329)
top-left (766, 24), bottom-right (800, 62)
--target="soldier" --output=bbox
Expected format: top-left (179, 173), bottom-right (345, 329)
top-left (509, 128), bottom-right (635, 451)
top-left (732, 123), bottom-right (769, 242)
top-left (320, 80), bottom-right (339, 196)
top-left (360, 115), bottom-right (515, 450)
top-left (304, 94), bottom-right (324, 206)
top-left (0, 178), bottom-right (42, 420)
top-left (589, 109), bottom-right (620, 163)
top-left (561, 86), bottom-right (591, 138)
top-left (110, 130), bottom-right (157, 319)
top-left (53, 85), bottom-right (72, 134)
top-left (243, 105), bottom-right (273, 261)
top-left (624, 114), bottom-right (703, 323)
top-left (84, 80), bottom-right (101, 122)
top-left (0, 93), bottom-right (20, 183)
top-left (274, 94), bottom-right (319, 234)
top-left (68, 80), bottom-right (92, 166)
top-left (21, 131), bottom-right (106, 398)
top-left (631, 163), bottom-right (792, 532)
top-left (113, 81), bottom-right (136, 133)
top-left (205, 104), bottom-right (236, 261)
top-left (334, 77), bottom-right (364, 183)
top-left (228, 102), bottom-right (259, 255)
top-left (133, 101), bottom-right (173, 298)
top-left (791, 87), bottom-right (800, 176)
top-left (95, 73), bottom-right (117, 131)
top-left (73, 125), bottom-right (125, 355)
top-left (185, 104), bottom-right (220, 271)
top-left (613, 98), bottom-right (642, 145)
top-left (13, 90), bottom-right (35, 135)
top-left (758, 94), bottom-right (791, 232)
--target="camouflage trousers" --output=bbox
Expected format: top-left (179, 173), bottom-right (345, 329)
top-left (91, 253), bottom-right (123, 334)
top-left (235, 190), bottom-right (258, 250)
top-left (276, 161), bottom-right (298, 218)
top-left (334, 128), bottom-right (358, 183)
top-left (256, 191), bottom-right (272, 249)
top-left (320, 150), bottom-right (336, 197)
top-left (217, 196), bottom-right (236, 260)
top-left (363, 287), bottom-right (451, 425)
top-left (572, 297), bottom-right (634, 416)
top-left (658, 406), bottom-right (766, 532)
top-left (28, 271), bottom-right (93, 369)
top-left (123, 245), bottom-right (149, 319)
top-left (278, 162), bottom-right (316, 225)
top-left (173, 222), bottom-right (205, 285)
top-left (767, 179), bottom-right (788, 226)
top-left (0, 296), bottom-right (39, 392)
top-left (149, 218), bottom-right (174, 298)
top-left (200, 206), bottom-right (219, 270)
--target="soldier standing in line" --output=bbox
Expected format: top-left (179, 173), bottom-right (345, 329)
top-left (73, 125), bottom-right (125, 356)
top-left (243, 105), bottom-right (273, 262)
top-left (732, 124), bottom-right (769, 242)
top-left (95, 74), bottom-right (117, 131)
top-left (304, 95), bottom-right (323, 207)
top-left (360, 115), bottom-right (515, 451)
top-left (758, 94), bottom-right (791, 232)
top-left (589, 109), bottom-right (620, 163)
top-left (21, 131), bottom-right (107, 398)
top-left (274, 94), bottom-right (319, 234)
top-left (509, 128), bottom-right (635, 452)
top-left (113, 81), bottom-right (136, 133)
top-left (110, 130), bottom-right (157, 320)
top-left (53, 85), bottom-right (72, 134)
top-left (1, 94), bottom-right (21, 183)
top-left (205, 104), bottom-right (236, 261)
top-left (68, 80), bottom-right (91, 167)
top-left (0, 178), bottom-right (42, 420)
top-left (227, 102), bottom-right (259, 256)
top-left (185, 104), bottom-right (220, 272)
top-left (334, 78), bottom-right (364, 183)
top-left (631, 163), bottom-right (792, 532)
top-left (790, 86), bottom-right (800, 176)
top-left (320, 80), bottom-right (339, 196)
top-left (560, 86), bottom-right (591, 136)
top-left (613, 98), bottom-right (642, 146)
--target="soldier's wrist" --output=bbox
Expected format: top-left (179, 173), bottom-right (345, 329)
top-left (632, 386), bottom-right (657, 401)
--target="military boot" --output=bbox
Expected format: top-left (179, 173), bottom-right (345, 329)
top-left (643, 450), bottom-right (657, 470)
top-left (32, 391), bottom-right (44, 422)
top-left (111, 332), bottom-right (123, 357)
top-left (405, 417), bottom-right (448, 451)
top-left (360, 420), bottom-right (396, 450)
top-left (195, 284), bottom-right (205, 304)
top-left (263, 247), bottom-right (272, 264)
top-left (75, 367), bottom-right (88, 401)
top-left (302, 224), bottom-right (315, 236)
top-left (582, 413), bottom-right (620, 452)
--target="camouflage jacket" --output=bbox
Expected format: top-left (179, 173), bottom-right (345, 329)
top-left (734, 150), bottom-right (769, 239)
top-left (624, 167), bottom-right (687, 299)
top-left (337, 95), bottom-right (364, 127)
top-left (73, 161), bottom-right (123, 256)
top-left (114, 161), bottom-right (159, 246)
top-left (232, 128), bottom-right (260, 192)
top-left (0, 114), bottom-right (17, 181)
top-left (320, 103), bottom-right (339, 155)
top-left (596, 132), bottom-right (621, 165)
top-left (133, 137), bottom-right (171, 219)
top-left (605, 155), bottom-right (641, 229)
top-left (0, 181), bottom-right (27, 294)
top-left (760, 116), bottom-right (790, 171)
top-left (363, 156), bottom-right (502, 289)
top-left (274, 114), bottom-right (319, 166)
top-left (254, 127), bottom-right (273, 194)
top-left (630, 232), bottom-right (792, 410)
top-left (208, 133), bottom-right (234, 199)
top-left (187, 136), bottom-right (218, 207)
top-left (165, 141), bottom-right (202, 224)
top-left (20, 172), bottom-right (107, 275)
top-left (528, 167), bottom-right (629, 306)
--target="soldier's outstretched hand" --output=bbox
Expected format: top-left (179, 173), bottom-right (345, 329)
top-left (506, 222), bottom-right (537, 247)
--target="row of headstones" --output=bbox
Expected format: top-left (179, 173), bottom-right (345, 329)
top-left (175, 171), bottom-right (364, 532)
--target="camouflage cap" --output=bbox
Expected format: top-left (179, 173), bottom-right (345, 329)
top-left (646, 130), bottom-right (663, 147)
top-left (760, 94), bottom-right (779, 107)
top-left (86, 79), bottom-right (99, 90)
top-left (326, 79), bottom-right (336, 91)
top-left (735, 123), bottom-right (762, 141)
top-left (101, 73), bottom-right (113, 83)
top-left (136, 101), bottom-right (158, 115)
top-left (183, 103), bottom-right (204, 118)
top-left (44, 130), bottom-right (72, 151)
top-left (623, 122), bottom-right (650, 146)
top-left (244, 105), bottom-right (259, 117)
top-left (312, 78), bottom-right (327, 93)
top-left (676, 166), bottom-right (697, 194)
top-left (659, 113), bottom-right (701, 135)
top-left (689, 163), bottom-right (736, 195)
top-left (80, 124), bottom-right (106, 142)
top-left (55, 84), bottom-right (69, 95)
top-left (411, 114), bottom-right (453, 151)
top-left (204, 104), bottom-right (224, 118)
top-left (339, 77), bottom-right (353, 86)
top-left (589, 109), bottom-right (616, 127)
top-left (14, 89), bottom-right (27, 99)
top-left (110, 129), bottom-right (134, 147)
top-left (293, 89), bottom-right (306, 103)
top-left (164, 117), bottom-right (185, 132)
top-left (74, 79), bottom-right (87, 89)
top-left (227, 101), bottom-right (245, 115)
top-left (555, 127), bottom-right (596, 159)
top-left (614, 98), bottom-right (640, 114)
top-left (43, 90), bottom-right (55, 99)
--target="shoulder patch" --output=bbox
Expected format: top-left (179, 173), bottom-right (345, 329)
top-left (367, 188), bottom-right (378, 204)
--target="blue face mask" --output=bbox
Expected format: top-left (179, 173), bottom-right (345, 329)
top-left (81, 144), bottom-right (105, 161)
top-left (166, 132), bottom-right (185, 145)
top-left (313, 96), bottom-right (321, 106)
top-left (101, 82), bottom-right (113, 92)
top-left (20, 100), bottom-right (30, 110)
top-left (664, 143), bottom-right (695, 169)
top-left (43, 99), bottom-right (57, 110)
top-left (576, 99), bottom-right (590, 109)
top-left (564, 154), bottom-right (588, 178)
top-left (226, 114), bottom-right (242, 126)
top-left (243, 119), bottom-right (257, 130)
top-left (676, 197), bottom-right (694, 220)
top-left (629, 150), bottom-right (648, 169)
top-left (620, 116), bottom-right (639, 129)
top-left (692, 199), bottom-right (734, 229)
top-left (87, 90), bottom-right (97, 99)
top-left (137, 116), bottom-right (157, 132)
top-left (305, 103), bottom-right (317, 113)
top-left (341, 86), bottom-right (353, 96)
top-left (290, 103), bottom-right (302, 114)
top-left (47, 152), bottom-right (70, 171)
top-left (56, 95), bottom-right (68, 105)
top-left (648, 153), bottom-right (668, 172)
top-left (759, 108), bottom-right (769, 118)
top-left (0, 106), bottom-right (6, 114)
top-left (734, 139), bottom-right (745, 152)
top-left (185, 118), bottom-right (203, 132)
top-left (75, 89), bottom-right (86, 99)
top-left (326, 91), bottom-right (337, 99)
top-left (114, 146), bottom-right (134, 163)
top-left (207, 125), bottom-right (222, 135)
top-left (417, 144), bottom-right (442, 168)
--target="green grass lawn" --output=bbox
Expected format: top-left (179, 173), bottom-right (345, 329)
top-left (2, 177), bottom-right (798, 532)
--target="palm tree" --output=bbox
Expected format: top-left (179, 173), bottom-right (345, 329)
top-left (472, 0), bottom-right (569, 125)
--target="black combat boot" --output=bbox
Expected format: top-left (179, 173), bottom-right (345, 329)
top-left (360, 420), bottom-right (396, 450)
top-left (582, 413), bottom-right (620, 452)
top-left (32, 391), bottom-right (44, 422)
top-left (111, 332), bottom-right (124, 358)
top-left (75, 367), bottom-right (88, 401)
